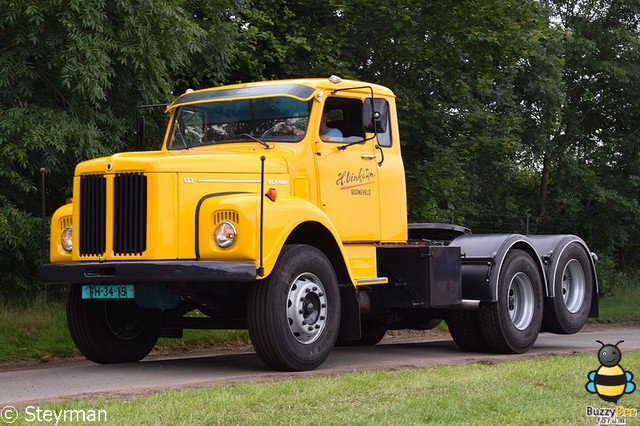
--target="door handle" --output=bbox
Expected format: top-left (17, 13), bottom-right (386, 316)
top-left (361, 154), bottom-right (377, 159)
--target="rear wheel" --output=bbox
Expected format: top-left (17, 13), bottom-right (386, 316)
top-left (446, 311), bottom-right (488, 352)
top-left (67, 284), bottom-right (159, 364)
top-left (479, 249), bottom-right (543, 354)
top-left (248, 244), bottom-right (341, 371)
top-left (543, 243), bottom-right (593, 334)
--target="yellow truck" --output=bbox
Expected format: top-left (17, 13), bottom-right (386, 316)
top-left (39, 76), bottom-right (598, 371)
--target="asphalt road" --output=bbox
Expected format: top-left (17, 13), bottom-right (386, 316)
top-left (0, 326), bottom-right (638, 407)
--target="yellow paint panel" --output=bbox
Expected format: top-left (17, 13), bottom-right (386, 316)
top-left (342, 244), bottom-right (384, 285)
top-left (293, 178), bottom-right (310, 200)
top-left (49, 204), bottom-right (73, 263)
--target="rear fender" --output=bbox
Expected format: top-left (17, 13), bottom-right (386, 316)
top-left (449, 234), bottom-right (546, 302)
top-left (528, 234), bottom-right (599, 316)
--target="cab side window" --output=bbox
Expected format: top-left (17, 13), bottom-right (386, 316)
top-left (322, 97), bottom-right (364, 142)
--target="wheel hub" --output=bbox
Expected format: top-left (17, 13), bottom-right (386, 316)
top-left (561, 259), bottom-right (586, 313)
top-left (507, 272), bottom-right (535, 331)
top-left (103, 300), bottom-right (146, 340)
top-left (287, 273), bottom-right (327, 344)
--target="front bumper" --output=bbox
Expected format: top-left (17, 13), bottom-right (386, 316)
top-left (38, 261), bottom-right (257, 284)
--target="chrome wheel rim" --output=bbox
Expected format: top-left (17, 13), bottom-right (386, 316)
top-left (562, 259), bottom-right (586, 313)
top-left (287, 273), bottom-right (327, 344)
top-left (507, 272), bottom-right (535, 330)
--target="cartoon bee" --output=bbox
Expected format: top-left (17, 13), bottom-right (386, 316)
top-left (586, 340), bottom-right (636, 403)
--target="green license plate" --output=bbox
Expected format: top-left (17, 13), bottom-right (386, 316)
top-left (82, 284), bottom-right (135, 299)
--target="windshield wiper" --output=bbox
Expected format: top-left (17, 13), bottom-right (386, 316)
top-left (175, 121), bottom-right (189, 150)
top-left (240, 133), bottom-right (271, 149)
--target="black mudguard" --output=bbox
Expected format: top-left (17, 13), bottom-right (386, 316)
top-left (528, 234), bottom-right (599, 317)
top-left (449, 234), bottom-right (546, 302)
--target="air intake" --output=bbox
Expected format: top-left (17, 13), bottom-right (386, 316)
top-left (113, 173), bottom-right (147, 256)
top-left (79, 174), bottom-right (106, 256)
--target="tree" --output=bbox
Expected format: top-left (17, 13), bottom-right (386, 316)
top-left (231, 1), bottom-right (561, 231)
top-left (534, 0), bottom-right (640, 256)
top-left (0, 0), bottom-right (238, 298)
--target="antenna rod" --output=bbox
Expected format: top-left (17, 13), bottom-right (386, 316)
top-left (257, 156), bottom-right (266, 277)
top-left (40, 167), bottom-right (47, 263)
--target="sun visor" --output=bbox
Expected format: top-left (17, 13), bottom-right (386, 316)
top-left (167, 84), bottom-right (316, 111)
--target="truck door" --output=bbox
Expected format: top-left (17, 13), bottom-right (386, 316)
top-left (314, 97), bottom-right (381, 242)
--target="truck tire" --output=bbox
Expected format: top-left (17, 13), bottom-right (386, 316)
top-left (66, 284), bottom-right (159, 364)
top-left (247, 244), bottom-right (341, 371)
top-left (542, 243), bottom-right (593, 334)
top-left (479, 249), bottom-right (543, 354)
top-left (446, 311), bottom-right (488, 352)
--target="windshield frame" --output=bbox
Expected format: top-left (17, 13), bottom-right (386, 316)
top-left (166, 86), bottom-right (315, 150)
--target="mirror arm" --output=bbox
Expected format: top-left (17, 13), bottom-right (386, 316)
top-left (376, 144), bottom-right (385, 166)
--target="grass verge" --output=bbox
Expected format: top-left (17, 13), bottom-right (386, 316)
top-left (592, 284), bottom-right (640, 323)
top-left (0, 300), bottom-right (249, 362)
top-left (30, 351), bottom-right (640, 425)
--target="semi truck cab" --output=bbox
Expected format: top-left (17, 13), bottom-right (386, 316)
top-left (39, 76), bottom-right (598, 371)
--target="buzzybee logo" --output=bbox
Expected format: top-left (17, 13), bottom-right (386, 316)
top-left (586, 340), bottom-right (636, 404)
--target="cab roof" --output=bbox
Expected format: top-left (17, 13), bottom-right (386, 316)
top-left (167, 77), bottom-right (395, 111)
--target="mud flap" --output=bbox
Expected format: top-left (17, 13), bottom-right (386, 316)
top-left (337, 284), bottom-right (361, 341)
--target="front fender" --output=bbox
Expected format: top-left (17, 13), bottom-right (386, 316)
top-left (196, 193), bottom-right (347, 279)
top-left (49, 203), bottom-right (74, 263)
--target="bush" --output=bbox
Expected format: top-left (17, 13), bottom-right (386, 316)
top-left (595, 254), bottom-right (640, 297)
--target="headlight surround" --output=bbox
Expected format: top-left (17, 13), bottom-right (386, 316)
top-left (61, 226), bottom-right (73, 252)
top-left (214, 221), bottom-right (237, 249)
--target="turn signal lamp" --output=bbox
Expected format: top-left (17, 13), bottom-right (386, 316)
top-left (265, 188), bottom-right (277, 202)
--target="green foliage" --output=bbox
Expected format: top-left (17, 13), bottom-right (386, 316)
top-left (2, 0), bottom-right (640, 299)
top-left (233, 0), bottom-right (562, 230)
top-left (0, 0), bottom-right (238, 299)
top-left (535, 0), bottom-right (640, 254)
top-left (0, 195), bottom-right (43, 298)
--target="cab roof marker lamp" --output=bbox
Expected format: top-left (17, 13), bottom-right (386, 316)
top-left (329, 75), bottom-right (342, 84)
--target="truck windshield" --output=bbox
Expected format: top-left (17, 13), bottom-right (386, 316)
top-left (168, 96), bottom-right (312, 149)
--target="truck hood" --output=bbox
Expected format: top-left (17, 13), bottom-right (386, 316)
top-left (75, 149), bottom-right (289, 175)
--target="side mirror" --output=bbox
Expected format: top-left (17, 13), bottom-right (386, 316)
top-left (362, 99), bottom-right (388, 133)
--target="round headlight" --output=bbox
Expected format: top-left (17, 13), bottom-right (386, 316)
top-left (61, 226), bottom-right (73, 252)
top-left (214, 221), bottom-right (237, 249)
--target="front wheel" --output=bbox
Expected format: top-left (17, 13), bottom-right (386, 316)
top-left (479, 249), bottom-right (543, 354)
top-left (66, 284), bottom-right (159, 364)
top-left (247, 244), bottom-right (341, 371)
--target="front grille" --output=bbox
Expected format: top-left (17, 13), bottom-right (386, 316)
top-left (78, 172), bottom-right (148, 257)
top-left (214, 210), bottom-right (239, 225)
top-left (79, 174), bottom-right (106, 256)
top-left (113, 173), bottom-right (147, 256)
top-left (59, 216), bottom-right (72, 230)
